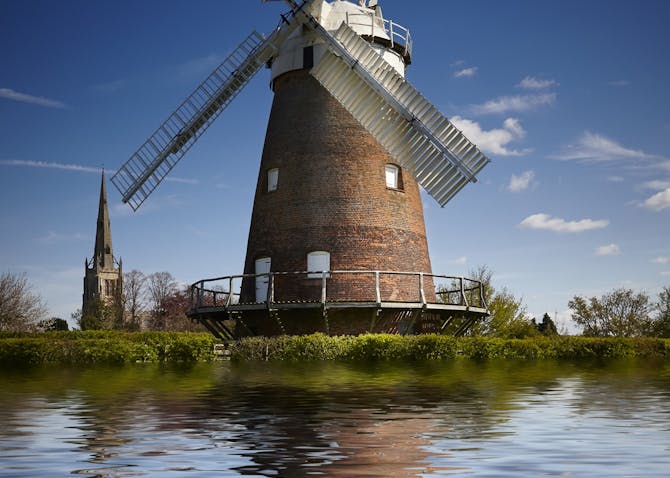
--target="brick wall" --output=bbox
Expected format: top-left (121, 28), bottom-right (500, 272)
top-left (241, 70), bottom-right (434, 304)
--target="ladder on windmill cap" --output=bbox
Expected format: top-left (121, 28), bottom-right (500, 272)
top-left (111, 7), bottom-right (306, 211)
top-left (311, 23), bottom-right (490, 206)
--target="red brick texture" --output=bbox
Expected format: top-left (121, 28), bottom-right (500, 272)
top-left (241, 70), bottom-right (434, 311)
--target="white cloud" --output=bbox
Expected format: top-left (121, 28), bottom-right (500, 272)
top-left (595, 244), bottom-right (621, 256)
top-left (552, 131), bottom-right (653, 162)
top-left (653, 257), bottom-right (670, 265)
top-left (0, 159), bottom-right (101, 173)
top-left (471, 93), bottom-right (556, 115)
top-left (454, 67), bottom-right (477, 78)
top-left (607, 176), bottom-right (625, 183)
top-left (517, 76), bottom-right (558, 90)
top-left (643, 180), bottom-right (670, 191)
top-left (508, 170), bottom-right (535, 192)
top-left (451, 256), bottom-right (467, 265)
top-left (661, 271), bottom-right (670, 277)
top-left (0, 87), bottom-right (68, 109)
top-left (608, 80), bottom-right (630, 87)
top-left (0, 159), bottom-right (198, 184)
top-left (520, 213), bottom-right (609, 233)
top-left (643, 188), bottom-right (670, 211)
top-left (36, 231), bottom-right (87, 244)
top-left (175, 54), bottom-right (223, 80)
top-left (450, 116), bottom-right (530, 156)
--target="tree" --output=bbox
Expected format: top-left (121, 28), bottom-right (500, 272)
top-left (123, 270), bottom-right (147, 330)
top-left (569, 288), bottom-right (653, 337)
top-left (652, 286), bottom-right (670, 337)
top-left (0, 271), bottom-right (47, 332)
top-left (464, 266), bottom-right (537, 338)
top-left (37, 317), bottom-right (69, 331)
top-left (78, 298), bottom-right (121, 330)
top-left (161, 285), bottom-right (205, 332)
top-left (146, 272), bottom-right (177, 330)
top-left (536, 313), bottom-right (558, 336)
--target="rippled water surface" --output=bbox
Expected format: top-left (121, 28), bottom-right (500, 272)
top-left (1, 359), bottom-right (669, 477)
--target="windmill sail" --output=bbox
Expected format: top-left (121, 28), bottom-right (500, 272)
top-left (112, 16), bottom-right (304, 210)
top-left (309, 22), bottom-right (490, 206)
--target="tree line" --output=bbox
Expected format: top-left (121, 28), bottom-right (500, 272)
top-left (74, 270), bottom-right (205, 332)
top-left (1, 268), bottom-right (669, 337)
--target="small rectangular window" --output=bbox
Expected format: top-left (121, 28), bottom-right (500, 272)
top-left (307, 251), bottom-right (330, 279)
top-left (303, 45), bottom-right (314, 70)
top-left (267, 168), bottom-right (279, 192)
top-left (385, 164), bottom-right (399, 189)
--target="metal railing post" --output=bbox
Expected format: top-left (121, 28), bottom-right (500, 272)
top-left (321, 271), bottom-right (327, 305)
top-left (419, 273), bottom-right (426, 306)
top-left (268, 273), bottom-right (274, 304)
top-left (375, 271), bottom-right (381, 305)
top-left (389, 20), bottom-right (394, 48)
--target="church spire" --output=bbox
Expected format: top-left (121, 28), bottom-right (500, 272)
top-left (93, 169), bottom-right (114, 270)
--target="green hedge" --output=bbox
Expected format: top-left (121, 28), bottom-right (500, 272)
top-left (0, 331), bottom-right (218, 365)
top-left (1, 332), bottom-right (669, 365)
top-left (229, 334), bottom-right (670, 362)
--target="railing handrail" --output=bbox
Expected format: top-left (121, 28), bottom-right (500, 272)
top-left (343, 12), bottom-right (412, 57)
top-left (189, 270), bottom-right (487, 311)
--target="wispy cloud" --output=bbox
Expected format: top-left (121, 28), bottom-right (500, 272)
top-left (508, 170), bottom-right (536, 192)
top-left (595, 243), bottom-right (621, 256)
top-left (643, 180), bottom-right (670, 191)
top-left (517, 76), bottom-right (558, 90)
top-left (454, 67), bottom-right (477, 78)
top-left (608, 80), bottom-right (630, 87)
top-left (643, 188), bottom-right (670, 211)
top-left (552, 131), bottom-right (656, 162)
top-left (91, 79), bottom-right (127, 94)
top-left (174, 54), bottom-right (223, 80)
top-left (520, 213), bottom-right (609, 233)
top-left (0, 159), bottom-right (199, 184)
top-left (36, 231), bottom-right (87, 244)
top-left (607, 176), bottom-right (625, 183)
top-left (0, 88), bottom-right (68, 109)
top-left (0, 159), bottom-right (101, 173)
top-left (471, 93), bottom-right (556, 115)
top-left (450, 116), bottom-right (531, 156)
top-left (653, 256), bottom-right (670, 265)
top-left (451, 256), bottom-right (467, 265)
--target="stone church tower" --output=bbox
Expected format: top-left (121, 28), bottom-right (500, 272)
top-left (83, 170), bottom-right (122, 315)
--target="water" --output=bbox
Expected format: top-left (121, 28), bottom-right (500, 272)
top-left (1, 359), bottom-right (669, 477)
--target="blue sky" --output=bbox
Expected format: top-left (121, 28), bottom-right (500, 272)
top-left (1, 0), bottom-right (669, 331)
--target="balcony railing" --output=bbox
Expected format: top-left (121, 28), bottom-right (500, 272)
top-left (189, 270), bottom-right (486, 312)
top-left (343, 12), bottom-right (413, 60)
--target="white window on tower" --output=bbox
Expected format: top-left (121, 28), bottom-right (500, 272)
top-left (267, 168), bottom-right (279, 192)
top-left (255, 257), bottom-right (271, 302)
top-left (307, 251), bottom-right (331, 279)
top-left (385, 164), bottom-right (400, 189)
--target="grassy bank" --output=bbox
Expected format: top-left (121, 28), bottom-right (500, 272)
top-left (1, 331), bottom-right (669, 365)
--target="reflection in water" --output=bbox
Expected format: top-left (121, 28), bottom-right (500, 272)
top-left (0, 360), bottom-right (669, 477)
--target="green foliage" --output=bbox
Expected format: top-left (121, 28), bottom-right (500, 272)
top-left (0, 331), bottom-right (218, 365)
top-left (569, 289), bottom-right (654, 337)
top-left (229, 334), bottom-right (670, 362)
top-left (653, 287), bottom-right (670, 337)
top-left (3, 332), bottom-right (670, 365)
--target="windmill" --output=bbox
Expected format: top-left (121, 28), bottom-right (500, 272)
top-left (111, 0), bottom-right (491, 339)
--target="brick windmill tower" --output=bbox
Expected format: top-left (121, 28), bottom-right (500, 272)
top-left (112, 0), bottom-right (490, 338)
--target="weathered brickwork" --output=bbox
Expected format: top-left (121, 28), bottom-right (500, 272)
top-left (240, 70), bottom-right (435, 331)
